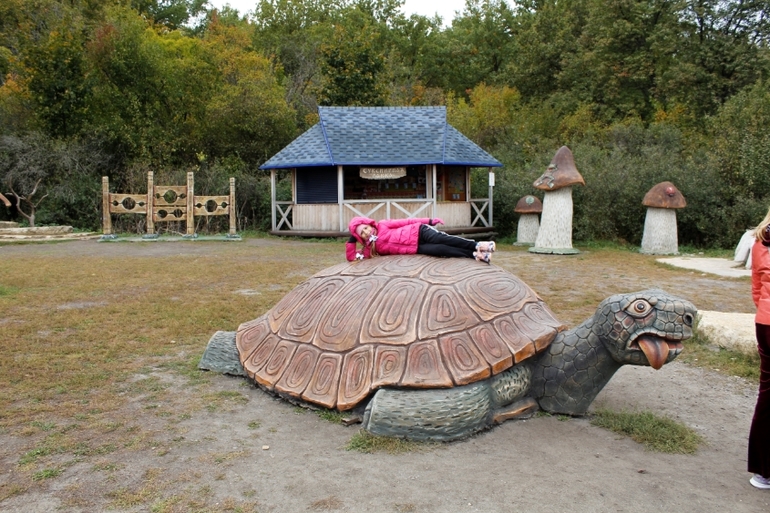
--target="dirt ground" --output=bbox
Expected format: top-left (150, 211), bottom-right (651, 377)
top-left (1, 238), bottom-right (769, 512)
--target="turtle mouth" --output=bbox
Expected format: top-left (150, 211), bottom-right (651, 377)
top-left (628, 335), bottom-right (684, 370)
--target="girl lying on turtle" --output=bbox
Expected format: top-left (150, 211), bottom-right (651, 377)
top-left (346, 216), bottom-right (495, 263)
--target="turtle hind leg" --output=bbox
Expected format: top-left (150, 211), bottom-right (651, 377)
top-left (198, 331), bottom-right (246, 376)
top-left (492, 397), bottom-right (539, 424)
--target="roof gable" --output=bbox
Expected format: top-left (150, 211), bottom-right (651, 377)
top-left (260, 106), bottom-right (501, 169)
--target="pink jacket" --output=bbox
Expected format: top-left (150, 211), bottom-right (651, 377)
top-left (752, 239), bottom-right (770, 325)
top-left (346, 217), bottom-right (438, 261)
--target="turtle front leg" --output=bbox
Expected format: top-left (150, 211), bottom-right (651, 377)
top-left (492, 397), bottom-right (539, 424)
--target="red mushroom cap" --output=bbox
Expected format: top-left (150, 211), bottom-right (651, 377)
top-left (642, 181), bottom-right (686, 209)
top-left (514, 195), bottom-right (543, 213)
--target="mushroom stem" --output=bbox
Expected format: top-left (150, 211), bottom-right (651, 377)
top-left (641, 207), bottom-right (678, 255)
top-left (516, 214), bottom-right (540, 244)
top-left (531, 187), bottom-right (576, 253)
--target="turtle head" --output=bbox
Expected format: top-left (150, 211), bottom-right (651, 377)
top-left (595, 289), bottom-right (696, 370)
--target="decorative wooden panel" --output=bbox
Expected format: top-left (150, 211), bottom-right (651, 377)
top-left (277, 277), bottom-right (352, 343)
top-left (359, 278), bottom-right (427, 345)
top-left (235, 316), bottom-right (271, 362)
top-left (371, 346), bottom-right (407, 388)
top-left (400, 340), bottom-right (453, 388)
top-left (313, 276), bottom-right (387, 352)
top-left (302, 353), bottom-right (343, 408)
top-left (267, 279), bottom-right (317, 333)
top-left (274, 345), bottom-right (321, 397)
top-left (419, 257), bottom-right (482, 285)
top-left (193, 195), bottom-right (230, 217)
top-left (468, 323), bottom-right (513, 375)
top-left (418, 285), bottom-right (480, 340)
top-left (108, 194), bottom-right (148, 214)
top-left (241, 333), bottom-right (280, 380)
top-left (458, 268), bottom-right (540, 321)
top-left (439, 331), bottom-right (491, 385)
top-left (337, 345), bottom-right (374, 410)
top-left (253, 339), bottom-right (298, 388)
top-left (493, 314), bottom-right (537, 364)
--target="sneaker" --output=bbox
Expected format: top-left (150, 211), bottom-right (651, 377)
top-left (474, 251), bottom-right (491, 264)
top-left (476, 241), bottom-right (496, 253)
top-left (750, 474), bottom-right (770, 489)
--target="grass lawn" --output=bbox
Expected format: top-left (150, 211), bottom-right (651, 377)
top-left (0, 236), bottom-right (759, 509)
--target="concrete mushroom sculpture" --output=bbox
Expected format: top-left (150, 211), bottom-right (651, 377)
top-left (529, 146), bottom-right (585, 255)
top-left (640, 181), bottom-right (686, 255)
top-left (514, 195), bottom-right (542, 245)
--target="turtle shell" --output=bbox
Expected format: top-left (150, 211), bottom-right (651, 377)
top-left (235, 255), bottom-right (566, 410)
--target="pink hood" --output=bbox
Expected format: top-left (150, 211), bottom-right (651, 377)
top-left (348, 217), bottom-right (377, 244)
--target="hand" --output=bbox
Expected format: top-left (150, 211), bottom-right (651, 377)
top-left (432, 218), bottom-right (444, 226)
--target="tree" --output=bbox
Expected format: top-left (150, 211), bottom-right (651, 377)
top-left (420, 0), bottom-right (515, 96)
top-left (0, 133), bottom-right (53, 227)
top-left (24, 13), bottom-right (92, 138)
top-left (559, 0), bottom-right (680, 123)
top-left (318, 13), bottom-right (387, 106)
top-left (200, 16), bottom-right (297, 164)
top-left (85, 5), bottom-right (218, 166)
top-left (506, 0), bottom-right (587, 101)
top-left (658, 0), bottom-right (770, 120)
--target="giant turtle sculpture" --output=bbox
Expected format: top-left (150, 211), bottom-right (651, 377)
top-left (200, 255), bottom-right (696, 441)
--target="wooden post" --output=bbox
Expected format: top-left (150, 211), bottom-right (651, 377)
top-left (146, 171), bottom-right (155, 235)
top-left (186, 172), bottom-right (195, 236)
top-left (431, 164), bottom-right (437, 218)
top-left (337, 165), bottom-right (344, 232)
top-left (488, 168), bottom-right (494, 227)
top-left (102, 176), bottom-right (112, 235)
top-left (229, 177), bottom-right (236, 236)
top-left (270, 169), bottom-right (276, 231)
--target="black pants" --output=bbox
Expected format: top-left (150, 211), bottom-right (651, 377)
top-left (750, 323), bottom-right (770, 478)
top-left (416, 224), bottom-right (477, 259)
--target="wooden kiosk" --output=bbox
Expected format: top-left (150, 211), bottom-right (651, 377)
top-left (261, 106), bottom-right (502, 237)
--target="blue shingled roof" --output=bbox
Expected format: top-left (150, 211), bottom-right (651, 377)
top-left (260, 106), bottom-right (502, 169)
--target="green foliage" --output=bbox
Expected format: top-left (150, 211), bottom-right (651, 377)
top-left (201, 19), bottom-right (297, 164)
top-left (24, 12), bottom-right (91, 138)
top-left (345, 429), bottom-right (433, 454)
top-left (590, 409), bottom-right (704, 454)
top-left (318, 12), bottom-right (387, 106)
top-left (0, 0), bottom-right (768, 243)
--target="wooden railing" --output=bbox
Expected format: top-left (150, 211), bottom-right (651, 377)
top-left (470, 198), bottom-right (491, 227)
top-left (273, 197), bottom-right (492, 233)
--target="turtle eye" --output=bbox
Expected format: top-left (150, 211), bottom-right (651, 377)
top-left (627, 300), bottom-right (652, 317)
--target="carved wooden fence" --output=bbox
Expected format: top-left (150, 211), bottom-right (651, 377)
top-left (102, 172), bottom-right (237, 238)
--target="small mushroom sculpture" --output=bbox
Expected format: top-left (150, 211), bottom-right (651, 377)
top-left (529, 146), bottom-right (585, 255)
top-left (640, 181), bottom-right (686, 255)
top-left (514, 195), bottom-right (542, 245)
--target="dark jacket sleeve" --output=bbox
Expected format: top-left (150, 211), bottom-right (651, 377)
top-left (346, 236), bottom-right (358, 261)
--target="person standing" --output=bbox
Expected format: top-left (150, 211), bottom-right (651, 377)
top-left (749, 209), bottom-right (770, 489)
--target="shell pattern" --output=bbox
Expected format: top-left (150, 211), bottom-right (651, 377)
top-left (235, 255), bottom-right (566, 410)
